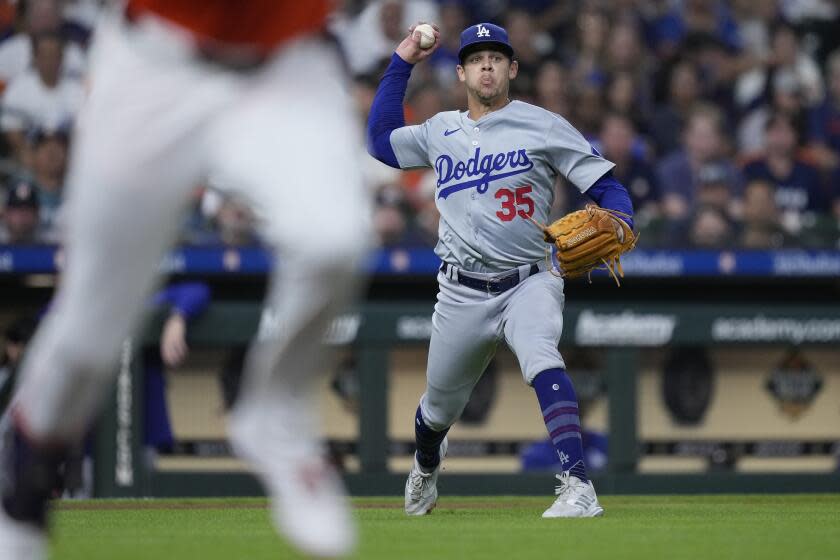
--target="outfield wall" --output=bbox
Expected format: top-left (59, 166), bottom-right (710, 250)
top-left (89, 301), bottom-right (840, 497)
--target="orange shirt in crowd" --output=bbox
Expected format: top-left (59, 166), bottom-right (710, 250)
top-left (126, 0), bottom-right (334, 53)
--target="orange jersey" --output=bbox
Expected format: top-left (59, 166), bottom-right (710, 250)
top-left (126, 0), bottom-right (334, 53)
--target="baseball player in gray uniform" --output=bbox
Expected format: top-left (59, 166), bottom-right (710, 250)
top-left (367, 23), bottom-right (635, 517)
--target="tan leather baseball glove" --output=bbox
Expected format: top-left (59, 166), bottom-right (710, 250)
top-left (534, 204), bottom-right (637, 285)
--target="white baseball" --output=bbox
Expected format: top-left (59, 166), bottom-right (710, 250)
top-left (414, 23), bottom-right (436, 49)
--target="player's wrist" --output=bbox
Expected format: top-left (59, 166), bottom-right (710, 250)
top-left (392, 51), bottom-right (417, 68)
top-left (168, 309), bottom-right (187, 322)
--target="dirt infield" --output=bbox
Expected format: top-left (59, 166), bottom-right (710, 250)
top-left (55, 499), bottom-right (518, 511)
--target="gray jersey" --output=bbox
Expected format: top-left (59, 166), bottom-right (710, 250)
top-left (390, 100), bottom-right (614, 272)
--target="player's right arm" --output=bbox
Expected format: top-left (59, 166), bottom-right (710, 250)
top-left (366, 23), bottom-right (440, 169)
top-left (152, 282), bottom-right (211, 367)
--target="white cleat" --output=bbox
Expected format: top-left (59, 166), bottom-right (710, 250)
top-left (229, 419), bottom-right (356, 558)
top-left (263, 458), bottom-right (356, 558)
top-left (0, 506), bottom-right (46, 560)
top-left (542, 471), bottom-right (604, 518)
top-left (404, 437), bottom-right (448, 516)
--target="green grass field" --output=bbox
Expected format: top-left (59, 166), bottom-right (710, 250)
top-left (51, 495), bottom-right (840, 560)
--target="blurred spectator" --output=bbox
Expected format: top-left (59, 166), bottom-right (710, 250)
top-left (441, 0), bottom-right (501, 23)
top-left (736, 21), bottom-right (824, 111)
top-left (534, 60), bottom-right (571, 116)
top-left (374, 203), bottom-right (407, 247)
top-left (510, 0), bottom-right (575, 44)
top-left (405, 80), bottom-right (444, 124)
top-left (503, 8), bottom-right (549, 100)
top-left (743, 111), bottom-right (826, 234)
top-left (605, 20), bottom-right (646, 75)
top-left (696, 162), bottom-right (738, 214)
top-left (406, 167), bottom-right (441, 247)
top-left (605, 71), bottom-right (649, 130)
top-left (598, 113), bottom-right (661, 222)
top-left (352, 73), bottom-right (379, 118)
top-left (652, 0), bottom-right (743, 58)
top-left (687, 204), bottom-right (735, 248)
top-left (412, 197), bottom-right (440, 247)
top-left (651, 60), bottom-right (703, 155)
top-left (373, 184), bottom-right (409, 247)
top-left (779, 0), bottom-right (839, 24)
top-left (571, 80), bottom-right (605, 140)
top-left (738, 68), bottom-right (806, 156)
top-left (732, 0), bottom-right (783, 61)
top-left (797, 1), bottom-right (840, 66)
top-left (0, 0), bottom-right (86, 87)
top-left (333, 0), bottom-right (438, 76)
top-left (739, 179), bottom-right (790, 248)
top-left (427, 1), bottom-right (467, 86)
top-left (682, 32), bottom-right (743, 117)
top-left (568, 6), bottom-right (608, 88)
top-left (1, 32), bottom-right (83, 156)
top-left (26, 125), bottom-right (68, 240)
top-left (657, 104), bottom-right (741, 221)
top-left (807, 49), bottom-right (840, 170)
top-left (0, 180), bottom-right (41, 244)
top-left (604, 20), bottom-right (653, 123)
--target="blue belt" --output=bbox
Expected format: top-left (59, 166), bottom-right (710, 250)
top-left (440, 262), bottom-right (540, 295)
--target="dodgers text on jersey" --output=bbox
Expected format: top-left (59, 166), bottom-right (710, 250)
top-left (436, 147), bottom-right (534, 199)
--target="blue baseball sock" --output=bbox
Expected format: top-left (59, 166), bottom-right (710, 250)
top-left (414, 405), bottom-right (448, 471)
top-left (533, 368), bottom-right (588, 482)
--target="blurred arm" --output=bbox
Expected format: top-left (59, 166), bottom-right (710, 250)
top-left (153, 282), bottom-right (211, 368)
top-left (152, 282), bottom-right (211, 319)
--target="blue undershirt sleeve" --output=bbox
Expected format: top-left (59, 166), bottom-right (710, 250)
top-left (585, 171), bottom-right (635, 230)
top-left (366, 53), bottom-right (414, 168)
top-left (152, 282), bottom-right (211, 320)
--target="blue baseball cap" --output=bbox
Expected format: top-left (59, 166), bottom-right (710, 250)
top-left (458, 23), bottom-right (514, 63)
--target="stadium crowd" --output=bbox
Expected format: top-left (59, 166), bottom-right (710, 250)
top-left (1, 0), bottom-right (840, 249)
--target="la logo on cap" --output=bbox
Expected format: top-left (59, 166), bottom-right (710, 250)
top-left (476, 24), bottom-right (490, 37)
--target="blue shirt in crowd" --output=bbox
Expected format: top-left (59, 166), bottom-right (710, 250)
top-left (743, 159), bottom-right (827, 213)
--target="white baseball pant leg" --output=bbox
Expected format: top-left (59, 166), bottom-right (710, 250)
top-left (502, 272), bottom-right (567, 384)
top-left (214, 37), bottom-right (372, 460)
top-left (14, 16), bottom-right (232, 441)
top-left (419, 272), bottom-right (503, 431)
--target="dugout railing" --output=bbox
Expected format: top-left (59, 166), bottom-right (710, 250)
top-left (93, 301), bottom-right (840, 498)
